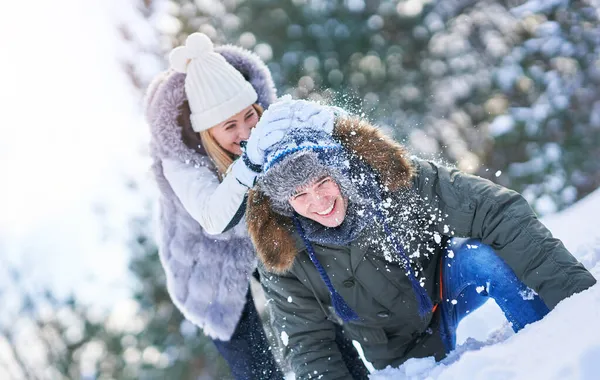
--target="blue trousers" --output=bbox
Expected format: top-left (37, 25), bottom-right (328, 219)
top-left (439, 238), bottom-right (550, 352)
top-left (213, 289), bottom-right (369, 379)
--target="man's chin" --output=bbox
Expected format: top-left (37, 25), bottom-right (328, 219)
top-left (317, 215), bottom-right (345, 228)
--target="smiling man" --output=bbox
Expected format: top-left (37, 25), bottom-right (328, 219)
top-left (246, 100), bottom-right (596, 380)
top-left (289, 176), bottom-right (347, 227)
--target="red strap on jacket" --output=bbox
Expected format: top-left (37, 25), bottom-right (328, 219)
top-left (431, 255), bottom-right (444, 314)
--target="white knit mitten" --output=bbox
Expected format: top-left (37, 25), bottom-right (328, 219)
top-left (244, 96), bottom-right (336, 166)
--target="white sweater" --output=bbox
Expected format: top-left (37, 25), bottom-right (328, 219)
top-left (162, 158), bottom-right (248, 235)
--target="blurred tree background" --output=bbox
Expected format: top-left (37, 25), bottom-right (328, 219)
top-left (3, 0), bottom-right (597, 379)
top-left (0, 216), bottom-right (232, 379)
top-left (135, 0), bottom-right (599, 214)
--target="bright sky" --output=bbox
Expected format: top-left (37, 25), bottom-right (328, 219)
top-left (0, 0), bottom-right (150, 305)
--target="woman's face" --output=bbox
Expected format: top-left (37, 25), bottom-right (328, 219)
top-left (289, 176), bottom-right (347, 227)
top-left (209, 105), bottom-right (259, 156)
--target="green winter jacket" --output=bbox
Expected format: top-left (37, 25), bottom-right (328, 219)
top-left (246, 118), bottom-right (596, 379)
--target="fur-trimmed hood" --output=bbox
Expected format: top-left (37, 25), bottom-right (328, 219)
top-left (145, 44), bottom-right (277, 167)
top-left (246, 118), bottom-right (415, 273)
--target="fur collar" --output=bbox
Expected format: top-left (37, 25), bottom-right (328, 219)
top-left (145, 45), bottom-right (277, 166)
top-left (246, 117), bottom-right (414, 273)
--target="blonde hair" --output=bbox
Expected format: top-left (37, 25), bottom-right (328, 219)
top-left (200, 103), bottom-right (264, 179)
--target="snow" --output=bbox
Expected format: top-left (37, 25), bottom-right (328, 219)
top-left (488, 115), bottom-right (514, 137)
top-left (511, 0), bottom-right (569, 17)
top-left (370, 189), bottom-right (600, 380)
top-left (281, 331), bottom-right (290, 347)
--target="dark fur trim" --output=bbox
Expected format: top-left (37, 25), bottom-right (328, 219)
top-left (246, 189), bottom-right (297, 274)
top-left (246, 117), bottom-right (414, 273)
top-left (333, 117), bottom-right (414, 191)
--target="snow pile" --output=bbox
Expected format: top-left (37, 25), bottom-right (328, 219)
top-left (371, 189), bottom-right (600, 380)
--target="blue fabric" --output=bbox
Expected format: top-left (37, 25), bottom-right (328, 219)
top-left (264, 144), bottom-right (342, 172)
top-left (263, 127), bottom-right (341, 172)
top-left (439, 238), bottom-right (550, 352)
top-left (293, 216), bottom-right (360, 322)
top-left (212, 290), bottom-right (282, 380)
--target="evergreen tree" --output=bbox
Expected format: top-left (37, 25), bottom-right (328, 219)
top-left (0, 218), bottom-right (232, 379)
top-left (488, 0), bottom-right (600, 213)
top-left (151, 0), bottom-right (599, 214)
top-left (125, 216), bottom-right (233, 379)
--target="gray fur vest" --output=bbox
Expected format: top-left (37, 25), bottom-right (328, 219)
top-left (144, 46), bottom-right (277, 340)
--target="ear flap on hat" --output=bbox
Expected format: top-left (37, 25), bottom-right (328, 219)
top-left (246, 188), bottom-right (297, 273)
top-left (334, 117), bottom-right (414, 191)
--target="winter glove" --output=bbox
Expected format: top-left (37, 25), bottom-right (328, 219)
top-left (258, 95), bottom-right (336, 134)
top-left (230, 157), bottom-right (259, 188)
top-left (243, 95), bottom-right (336, 167)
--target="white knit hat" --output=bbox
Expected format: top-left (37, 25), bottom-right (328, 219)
top-left (169, 33), bottom-right (258, 132)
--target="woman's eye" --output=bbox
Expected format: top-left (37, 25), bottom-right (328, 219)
top-left (293, 193), bottom-right (306, 200)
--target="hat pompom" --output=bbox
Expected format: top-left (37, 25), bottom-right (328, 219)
top-left (185, 33), bottom-right (213, 57)
top-left (169, 46), bottom-right (191, 73)
top-left (168, 33), bottom-right (214, 73)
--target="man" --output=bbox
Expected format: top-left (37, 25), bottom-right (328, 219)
top-left (244, 100), bottom-right (596, 379)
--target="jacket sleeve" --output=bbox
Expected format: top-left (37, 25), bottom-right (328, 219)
top-left (412, 159), bottom-right (596, 309)
top-left (259, 265), bottom-right (353, 380)
top-left (162, 158), bottom-right (247, 234)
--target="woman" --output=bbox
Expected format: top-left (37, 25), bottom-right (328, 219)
top-left (245, 100), bottom-right (597, 379)
top-left (144, 33), bottom-right (368, 379)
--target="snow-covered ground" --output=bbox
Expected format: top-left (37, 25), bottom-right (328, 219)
top-left (371, 189), bottom-right (600, 380)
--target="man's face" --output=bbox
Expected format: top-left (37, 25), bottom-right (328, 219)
top-left (288, 176), bottom-right (347, 227)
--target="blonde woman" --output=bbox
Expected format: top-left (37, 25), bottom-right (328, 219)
top-left (144, 34), bottom-right (369, 379)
